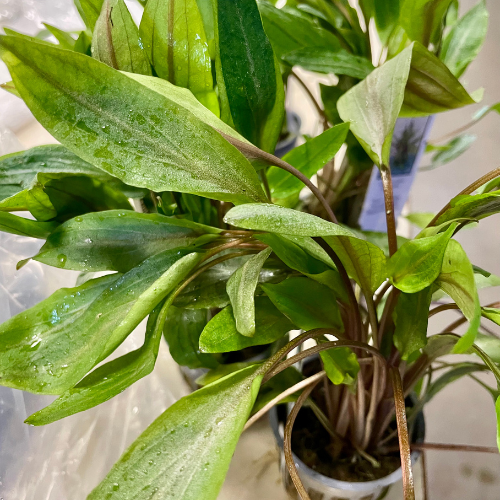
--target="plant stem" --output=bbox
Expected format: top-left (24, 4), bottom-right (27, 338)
top-left (421, 450), bottom-right (429, 500)
top-left (384, 442), bottom-right (499, 454)
top-left (243, 371), bottom-right (326, 431)
top-left (428, 167), bottom-right (500, 226)
top-left (428, 303), bottom-right (460, 317)
top-left (201, 237), bottom-right (254, 261)
top-left (380, 164), bottom-right (398, 256)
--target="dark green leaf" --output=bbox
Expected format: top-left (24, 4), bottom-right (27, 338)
top-left (320, 345), bottom-right (359, 385)
top-left (283, 48), bottom-right (374, 79)
top-left (393, 287), bottom-right (432, 359)
top-left (88, 364), bottom-right (264, 500)
top-left (0, 37), bottom-right (267, 205)
top-left (373, 0), bottom-right (400, 44)
top-left (216, 0), bottom-right (285, 152)
top-left (0, 211), bottom-right (58, 239)
top-left (227, 248), bottom-right (273, 337)
top-left (320, 83), bottom-right (345, 125)
top-left (261, 277), bottom-right (343, 331)
top-left (26, 302), bottom-right (167, 425)
top-left (0, 250), bottom-right (201, 394)
top-left (435, 191), bottom-right (500, 225)
top-left (199, 296), bottom-right (293, 353)
top-left (33, 210), bottom-right (216, 272)
top-left (267, 123), bottom-right (349, 200)
top-left (440, 1), bottom-right (488, 77)
top-left (92, 0), bottom-right (152, 75)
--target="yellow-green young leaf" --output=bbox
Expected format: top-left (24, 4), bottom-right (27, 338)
top-left (92, 0), bottom-right (152, 75)
top-left (33, 210), bottom-right (217, 272)
top-left (435, 191), bottom-right (500, 225)
top-left (325, 235), bottom-right (387, 295)
top-left (436, 240), bottom-right (480, 353)
top-left (196, 0), bottom-right (216, 58)
top-left (199, 296), bottom-right (294, 353)
top-left (0, 37), bottom-right (267, 205)
top-left (0, 211), bottom-right (58, 239)
top-left (401, 42), bottom-right (477, 117)
top-left (267, 123), bottom-right (350, 200)
top-left (0, 250), bottom-right (201, 394)
top-left (227, 248), bottom-right (272, 337)
top-left (496, 396), bottom-right (500, 452)
top-left (88, 364), bottom-right (264, 500)
top-left (224, 203), bottom-right (354, 237)
top-left (261, 277), bottom-right (343, 331)
top-left (337, 44), bottom-right (413, 167)
top-left (387, 225), bottom-right (454, 293)
top-left (482, 307), bottom-right (500, 327)
top-left (26, 302), bottom-right (167, 426)
top-left (76, 0), bottom-right (104, 31)
top-left (139, 0), bottom-right (217, 111)
top-left (215, 0), bottom-right (285, 153)
top-left (440, 1), bottom-right (488, 78)
top-left (320, 346), bottom-right (360, 386)
top-left (474, 333), bottom-right (500, 364)
top-left (393, 287), bottom-right (433, 359)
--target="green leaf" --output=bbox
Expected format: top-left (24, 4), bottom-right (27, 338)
top-left (199, 296), bottom-right (293, 353)
top-left (435, 191), bottom-right (500, 225)
top-left (267, 123), bottom-right (349, 200)
top-left (163, 307), bottom-right (219, 369)
top-left (399, 0), bottom-right (453, 46)
top-left (224, 203), bottom-right (354, 237)
top-left (0, 37), bottom-right (267, 205)
top-left (0, 80), bottom-right (20, 98)
top-left (373, 0), bottom-right (400, 44)
top-left (92, 0), bottom-right (152, 75)
top-left (440, 1), bottom-right (488, 78)
top-left (227, 248), bottom-right (273, 337)
top-left (258, 1), bottom-right (341, 62)
top-left (425, 134), bottom-right (476, 170)
top-left (196, 0), bottom-right (216, 58)
top-left (261, 277), bottom-right (343, 331)
top-left (393, 287), bottom-right (432, 359)
top-left (475, 333), bottom-right (500, 364)
top-left (139, 0), bottom-right (217, 110)
top-left (387, 225), bottom-right (454, 293)
top-left (401, 42), bottom-right (477, 117)
top-left (196, 361), bottom-right (257, 387)
top-left (88, 364), bottom-right (264, 500)
top-left (216, 0), bottom-right (285, 153)
top-left (0, 211), bottom-right (58, 239)
top-left (33, 210), bottom-right (216, 272)
top-left (26, 302), bottom-right (167, 426)
top-left (43, 23), bottom-right (76, 50)
top-left (482, 307), bottom-right (500, 328)
top-left (320, 84), bottom-right (345, 125)
top-left (320, 345), bottom-right (360, 385)
top-left (0, 250), bottom-right (201, 394)
top-left (325, 235), bottom-right (387, 295)
top-left (337, 44), bottom-right (413, 166)
top-left (76, 0), bottom-right (104, 31)
top-left (436, 239), bottom-right (480, 353)
top-left (283, 48), bottom-right (374, 79)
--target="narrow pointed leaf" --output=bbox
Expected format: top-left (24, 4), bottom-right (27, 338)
top-left (0, 211), bottom-right (58, 239)
top-left (435, 191), bottom-right (500, 225)
top-left (0, 37), bottom-right (266, 204)
top-left (227, 248), bottom-right (272, 337)
top-left (76, 0), bottom-right (104, 31)
top-left (43, 23), bottom-right (76, 50)
top-left (88, 364), bottom-right (264, 500)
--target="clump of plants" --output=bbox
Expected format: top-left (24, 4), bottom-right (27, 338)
top-left (0, 0), bottom-right (499, 499)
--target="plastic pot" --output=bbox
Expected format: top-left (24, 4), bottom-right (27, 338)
top-left (269, 402), bottom-right (425, 500)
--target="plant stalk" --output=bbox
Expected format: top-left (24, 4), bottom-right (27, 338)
top-left (380, 164), bottom-right (398, 257)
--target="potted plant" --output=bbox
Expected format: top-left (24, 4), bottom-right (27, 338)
top-left (0, 1), bottom-right (499, 500)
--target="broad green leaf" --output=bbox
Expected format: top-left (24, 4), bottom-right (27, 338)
top-left (92, 0), bottom-right (152, 75)
top-left (337, 45), bottom-right (413, 166)
top-left (258, 1), bottom-right (341, 62)
top-left (320, 345), bottom-right (360, 385)
top-left (76, 0), bottom-right (104, 31)
top-left (401, 42), bottom-right (477, 117)
top-left (216, 0), bottom-right (285, 153)
top-left (43, 23), bottom-right (76, 50)
top-left (482, 308), bottom-right (500, 327)
top-left (436, 240), bottom-right (480, 353)
top-left (227, 248), bottom-right (273, 337)
top-left (33, 210), bottom-right (216, 272)
top-left (387, 225), bottom-right (454, 293)
top-left (440, 1), bottom-right (488, 78)
top-left (139, 0), bottom-right (217, 110)
top-left (0, 211), bottom-right (58, 239)
top-left (425, 134), bottom-right (476, 170)
top-left (199, 296), bottom-right (294, 353)
top-left (224, 203), bottom-right (354, 237)
top-left (0, 250), bottom-right (201, 394)
top-left (475, 333), bottom-right (500, 364)
top-left (261, 277), bottom-right (343, 331)
top-left (373, 0), bottom-right (400, 44)
top-left (399, 0), bottom-right (453, 46)
top-left (26, 302), bottom-right (167, 426)
top-left (164, 307), bottom-right (218, 369)
top-left (283, 48), bottom-right (374, 79)
top-left (325, 235), bottom-right (387, 295)
top-left (0, 37), bottom-right (267, 205)
top-left (435, 191), bottom-right (500, 225)
top-left (88, 364), bottom-right (264, 500)
top-left (393, 287), bottom-right (432, 359)
top-left (267, 123), bottom-right (349, 200)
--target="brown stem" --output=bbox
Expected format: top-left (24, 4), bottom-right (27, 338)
top-left (201, 237), bottom-right (254, 261)
top-left (428, 303), bottom-right (460, 317)
top-left (385, 442), bottom-right (499, 454)
top-left (380, 165), bottom-right (398, 257)
top-left (390, 366), bottom-right (415, 500)
top-left (428, 167), bottom-right (500, 226)
top-left (421, 450), bottom-right (429, 500)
